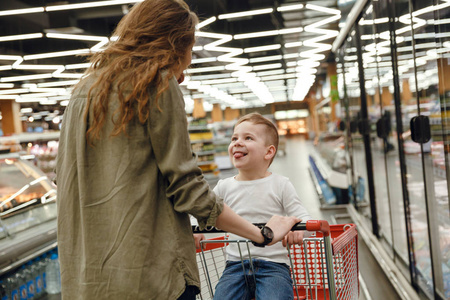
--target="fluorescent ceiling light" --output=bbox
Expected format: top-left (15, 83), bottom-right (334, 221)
top-left (0, 89), bottom-right (29, 95)
top-left (191, 57), bottom-right (217, 64)
top-left (197, 17), bottom-right (216, 29)
top-left (37, 80), bottom-right (79, 87)
top-left (39, 99), bottom-right (57, 105)
top-left (46, 0), bottom-right (143, 12)
top-left (190, 74), bottom-right (231, 81)
top-left (252, 63), bottom-right (282, 71)
top-left (0, 83), bottom-right (14, 88)
top-left (285, 41), bottom-right (302, 48)
top-left (244, 44), bottom-right (281, 53)
top-left (257, 70), bottom-right (285, 77)
top-left (192, 46), bottom-right (203, 52)
top-left (54, 73), bottom-right (84, 79)
top-left (234, 30), bottom-right (279, 40)
top-left (0, 95), bottom-right (19, 100)
top-left (24, 49), bottom-right (90, 60)
top-left (305, 4), bottom-right (340, 15)
top-left (218, 8), bottom-right (273, 20)
top-left (65, 63), bottom-right (91, 69)
top-left (185, 66), bottom-right (226, 74)
top-left (249, 55), bottom-right (282, 63)
top-left (279, 27), bottom-right (303, 35)
top-left (260, 73), bottom-right (297, 81)
top-left (283, 53), bottom-right (300, 59)
top-left (16, 98), bottom-right (46, 103)
top-left (15, 64), bottom-right (63, 70)
top-left (1, 74), bottom-right (53, 82)
top-left (21, 93), bottom-right (58, 98)
top-left (20, 108), bottom-right (33, 113)
top-left (46, 33), bottom-right (108, 42)
top-left (0, 55), bottom-right (22, 61)
top-left (201, 78), bottom-right (238, 85)
top-left (0, 7), bottom-right (44, 17)
top-left (0, 33), bottom-right (43, 42)
top-left (277, 4), bottom-right (304, 12)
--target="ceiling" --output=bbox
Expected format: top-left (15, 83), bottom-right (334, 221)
top-left (0, 0), bottom-right (347, 122)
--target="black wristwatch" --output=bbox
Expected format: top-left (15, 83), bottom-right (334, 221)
top-left (252, 226), bottom-right (274, 247)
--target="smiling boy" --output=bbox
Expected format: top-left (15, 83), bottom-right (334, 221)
top-left (212, 112), bottom-right (311, 300)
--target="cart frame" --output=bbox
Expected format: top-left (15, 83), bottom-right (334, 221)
top-left (193, 220), bottom-right (358, 300)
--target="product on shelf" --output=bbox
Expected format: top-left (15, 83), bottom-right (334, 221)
top-left (188, 118), bottom-right (220, 185)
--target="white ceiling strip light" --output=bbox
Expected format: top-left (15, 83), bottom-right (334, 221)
top-left (244, 44), bottom-right (281, 53)
top-left (292, 5), bottom-right (340, 101)
top-left (0, 7), bottom-right (44, 17)
top-left (277, 4), bottom-right (304, 12)
top-left (218, 8), bottom-right (273, 20)
top-left (45, 0), bottom-right (144, 12)
top-left (23, 49), bottom-right (90, 60)
top-left (0, 33), bottom-right (43, 42)
top-left (196, 17), bottom-right (217, 30)
top-left (37, 80), bottom-right (79, 87)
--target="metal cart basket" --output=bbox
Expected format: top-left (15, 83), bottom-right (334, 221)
top-left (193, 220), bottom-right (358, 300)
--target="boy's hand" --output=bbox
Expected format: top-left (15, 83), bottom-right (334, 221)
top-left (266, 216), bottom-right (302, 245)
top-left (193, 234), bottom-right (205, 249)
top-left (282, 231), bottom-right (305, 248)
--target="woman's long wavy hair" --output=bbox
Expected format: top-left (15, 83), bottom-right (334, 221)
top-left (81, 0), bottom-right (198, 144)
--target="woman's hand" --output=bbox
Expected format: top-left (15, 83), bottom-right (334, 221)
top-left (265, 215), bottom-right (302, 245)
top-left (193, 233), bottom-right (205, 249)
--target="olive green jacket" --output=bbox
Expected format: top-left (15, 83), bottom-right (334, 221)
top-left (56, 74), bottom-right (223, 299)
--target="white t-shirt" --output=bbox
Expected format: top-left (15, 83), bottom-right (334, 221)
top-left (213, 173), bottom-right (311, 265)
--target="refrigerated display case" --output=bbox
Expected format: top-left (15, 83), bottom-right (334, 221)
top-left (0, 153), bottom-right (57, 273)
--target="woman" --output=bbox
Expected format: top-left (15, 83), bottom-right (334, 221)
top-left (56, 0), bottom-right (299, 299)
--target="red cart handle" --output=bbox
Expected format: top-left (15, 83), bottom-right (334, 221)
top-left (305, 220), bottom-right (330, 237)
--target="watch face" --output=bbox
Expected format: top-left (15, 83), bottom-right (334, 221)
top-left (263, 226), bottom-right (274, 240)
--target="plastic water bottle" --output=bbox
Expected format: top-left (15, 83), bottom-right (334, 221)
top-left (45, 254), bottom-right (61, 294)
top-left (32, 259), bottom-right (44, 298)
top-left (0, 280), bottom-right (8, 300)
top-left (24, 262), bottom-right (35, 299)
top-left (38, 255), bottom-right (49, 292)
top-left (7, 274), bottom-right (19, 300)
top-left (14, 267), bottom-right (27, 300)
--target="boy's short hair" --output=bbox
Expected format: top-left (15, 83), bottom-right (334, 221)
top-left (235, 112), bottom-right (279, 165)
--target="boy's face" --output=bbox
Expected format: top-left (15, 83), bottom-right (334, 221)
top-left (228, 121), bottom-right (272, 172)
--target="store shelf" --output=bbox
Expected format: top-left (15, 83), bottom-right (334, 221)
top-left (189, 119), bottom-right (220, 186)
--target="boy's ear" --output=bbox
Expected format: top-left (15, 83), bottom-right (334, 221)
top-left (265, 145), bottom-right (276, 160)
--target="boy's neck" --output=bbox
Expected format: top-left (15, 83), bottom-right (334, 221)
top-left (235, 170), bottom-right (271, 181)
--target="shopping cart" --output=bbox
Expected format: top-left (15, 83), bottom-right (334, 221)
top-left (192, 220), bottom-right (359, 300)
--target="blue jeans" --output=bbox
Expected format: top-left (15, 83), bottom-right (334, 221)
top-left (213, 259), bottom-right (294, 300)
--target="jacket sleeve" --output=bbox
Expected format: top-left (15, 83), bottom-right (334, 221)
top-left (148, 76), bottom-right (223, 229)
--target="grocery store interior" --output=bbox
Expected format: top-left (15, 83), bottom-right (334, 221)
top-left (0, 0), bottom-right (449, 299)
